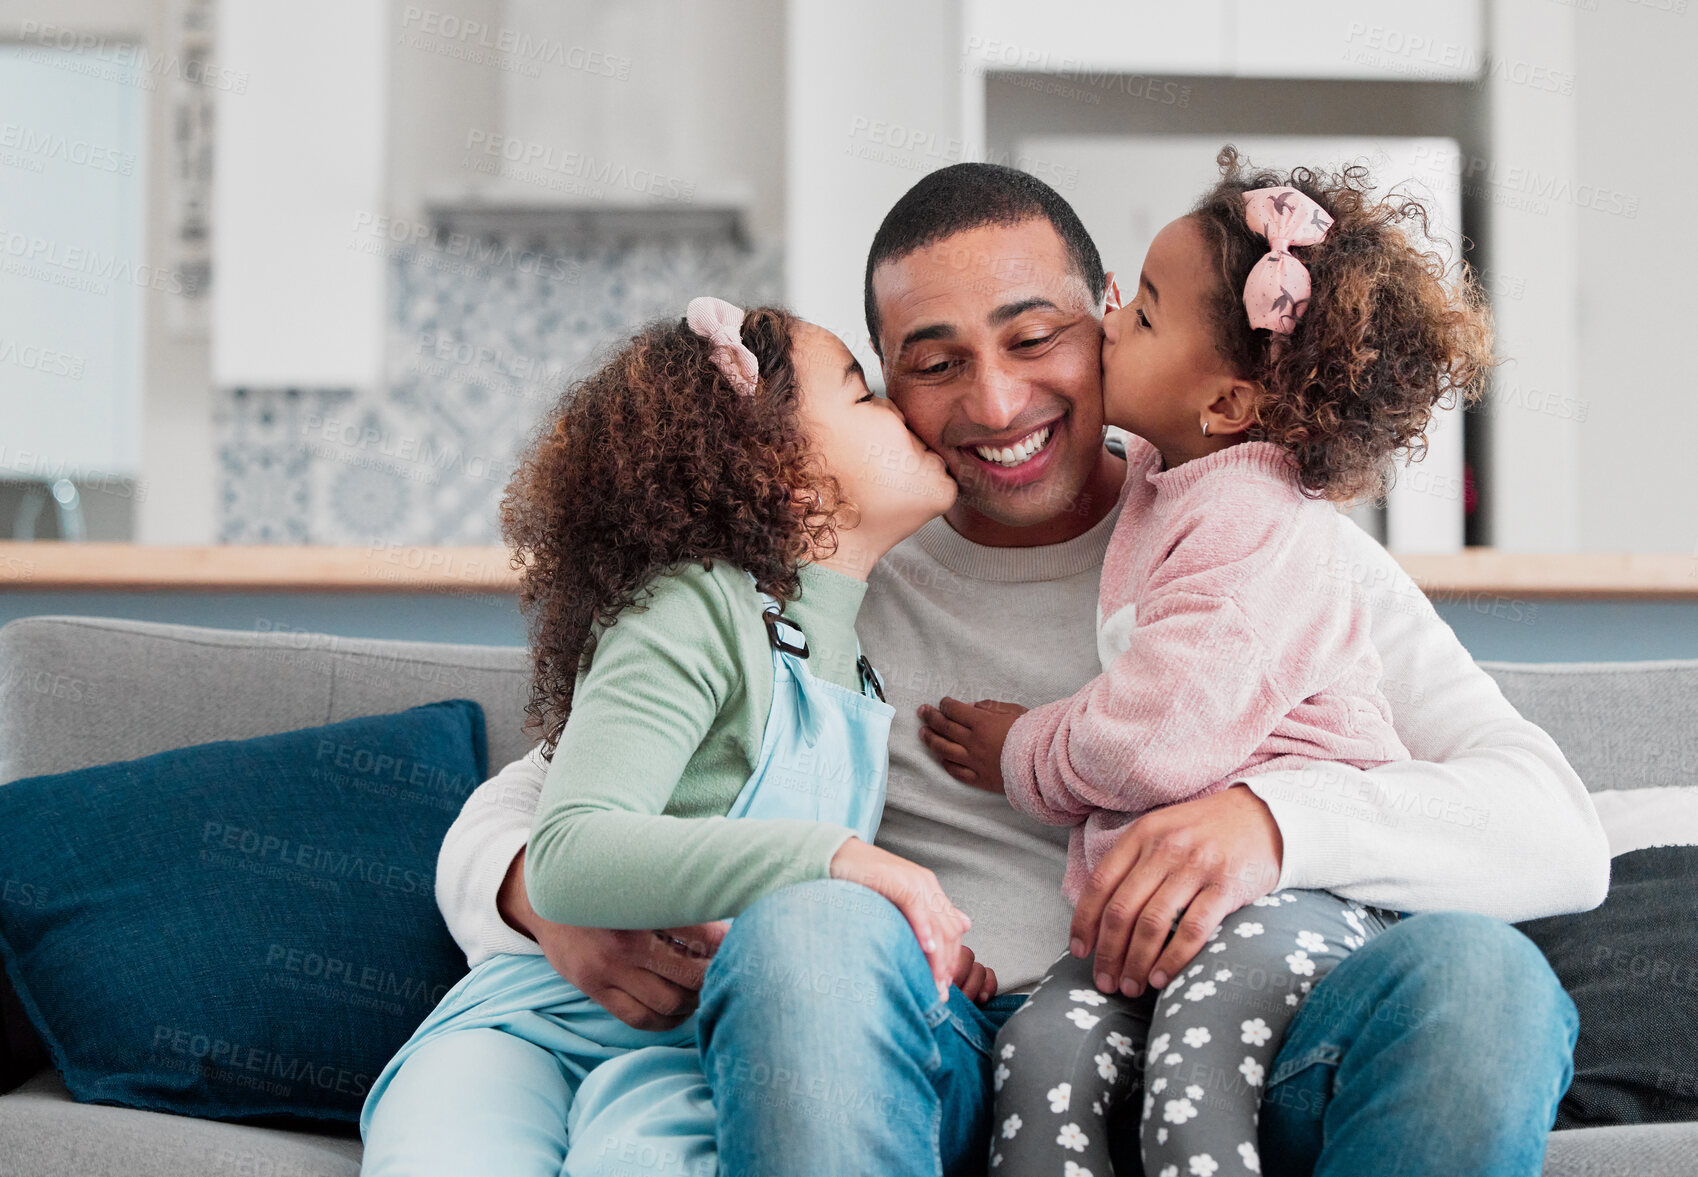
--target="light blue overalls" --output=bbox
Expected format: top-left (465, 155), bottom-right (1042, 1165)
top-left (359, 585), bottom-right (894, 1177)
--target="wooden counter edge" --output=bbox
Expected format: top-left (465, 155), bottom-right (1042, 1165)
top-left (0, 544), bottom-right (519, 593)
top-left (2, 544), bottom-right (1697, 599)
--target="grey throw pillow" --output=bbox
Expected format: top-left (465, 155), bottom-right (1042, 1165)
top-left (1516, 845), bottom-right (1698, 1128)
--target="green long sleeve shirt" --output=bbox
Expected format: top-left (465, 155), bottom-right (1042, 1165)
top-left (524, 559), bottom-right (873, 929)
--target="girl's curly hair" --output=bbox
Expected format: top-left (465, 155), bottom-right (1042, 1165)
top-left (500, 306), bottom-right (848, 756)
top-left (1191, 146), bottom-right (1497, 502)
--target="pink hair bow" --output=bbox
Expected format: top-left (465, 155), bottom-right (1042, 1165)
top-left (686, 296), bottom-right (759, 396)
top-left (1241, 187), bottom-right (1333, 335)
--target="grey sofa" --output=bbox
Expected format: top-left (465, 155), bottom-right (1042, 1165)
top-left (0, 614), bottom-right (1692, 1177)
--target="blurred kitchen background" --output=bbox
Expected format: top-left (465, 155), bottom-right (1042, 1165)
top-left (2, 0), bottom-right (1694, 657)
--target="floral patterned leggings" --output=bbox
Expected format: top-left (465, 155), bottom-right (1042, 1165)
top-left (988, 890), bottom-right (1400, 1177)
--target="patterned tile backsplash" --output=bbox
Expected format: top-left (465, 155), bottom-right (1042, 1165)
top-left (216, 234), bottom-right (781, 545)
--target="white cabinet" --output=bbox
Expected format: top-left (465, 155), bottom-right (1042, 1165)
top-left (963, 0), bottom-right (1483, 81)
top-left (965, 0), bottom-right (1231, 75)
top-left (1230, 0), bottom-right (1483, 80)
top-left (0, 46), bottom-right (146, 480)
top-left (211, 0), bottom-right (388, 389)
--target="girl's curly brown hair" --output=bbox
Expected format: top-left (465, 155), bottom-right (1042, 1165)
top-left (500, 306), bottom-right (848, 757)
top-left (1191, 146), bottom-right (1497, 502)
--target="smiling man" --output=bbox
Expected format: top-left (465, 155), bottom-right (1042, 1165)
top-left (867, 215), bottom-right (1123, 547)
top-left (426, 163), bottom-right (1607, 1177)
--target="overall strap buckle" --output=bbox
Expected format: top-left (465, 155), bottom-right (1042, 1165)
top-left (763, 608), bottom-right (810, 658)
top-left (857, 654), bottom-right (887, 702)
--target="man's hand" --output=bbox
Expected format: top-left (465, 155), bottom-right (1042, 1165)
top-left (917, 697), bottom-right (1028, 793)
top-left (1071, 784), bottom-right (1283, 998)
top-left (952, 944), bottom-right (999, 1006)
top-left (498, 848), bottom-right (728, 1031)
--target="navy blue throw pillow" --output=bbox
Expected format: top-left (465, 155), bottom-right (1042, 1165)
top-left (0, 699), bottom-right (486, 1123)
top-left (1516, 845), bottom-right (1698, 1129)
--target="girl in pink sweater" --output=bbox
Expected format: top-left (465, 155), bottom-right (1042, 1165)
top-left (923, 151), bottom-right (1495, 1177)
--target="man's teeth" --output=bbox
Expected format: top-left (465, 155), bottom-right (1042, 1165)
top-left (972, 425), bottom-right (1053, 467)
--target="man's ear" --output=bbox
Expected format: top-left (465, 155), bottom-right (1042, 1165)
top-left (1100, 270), bottom-right (1121, 316)
top-left (1203, 380), bottom-right (1259, 437)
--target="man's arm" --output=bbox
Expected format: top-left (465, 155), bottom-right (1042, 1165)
top-left (436, 746), bottom-right (550, 966)
top-left (1239, 526), bottom-right (1610, 922)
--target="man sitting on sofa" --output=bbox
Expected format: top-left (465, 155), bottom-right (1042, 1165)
top-left (428, 164), bottom-right (1610, 1176)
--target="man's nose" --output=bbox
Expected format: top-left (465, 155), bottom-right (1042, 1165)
top-left (962, 359), bottom-right (1031, 434)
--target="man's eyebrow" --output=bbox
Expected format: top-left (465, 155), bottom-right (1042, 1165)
top-left (896, 323), bottom-right (956, 356)
top-left (988, 297), bottom-right (1060, 326)
top-left (894, 294), bottom-right (1068, 356)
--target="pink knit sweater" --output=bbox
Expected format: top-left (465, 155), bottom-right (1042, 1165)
top-left (1002, 435), bottom-right (1411, 901)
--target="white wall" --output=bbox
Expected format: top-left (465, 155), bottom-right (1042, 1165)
top-left (1481, 0), bottom-right (1581, 552)
top-left (785, 0), bottom-right (962, 366)
top-left (1475, 0), bottom-right (1694, 554)
top-left (1573, 0), bottom-right (1698, 553)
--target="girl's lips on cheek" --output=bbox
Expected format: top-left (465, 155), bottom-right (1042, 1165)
top-left (905, 428), bottom-right (948, 464)
top-left (894, 433), bottom-right (951, 480)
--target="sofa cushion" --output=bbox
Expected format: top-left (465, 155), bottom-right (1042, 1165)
top-left (0, 699), bottom-right (485, 1124)
top-left (1517, 845), bottom-right (1698, 1130)
top-left (0, 615), bottom-right (533, 788)
top-left (0, 1069), bottom-right (361, 1177)
top-left (1543, 1119), bottom-right (1698, 1177)
top-left (1481, 660), bottom-right (1698, 795)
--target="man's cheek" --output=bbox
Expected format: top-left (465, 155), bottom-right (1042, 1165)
top-left (1053, 333), bottom-right (1106, 401)
top-left (1056, 365), bottom-right (1106, 431)
top-left (887, 392), bottom-right (952, 454)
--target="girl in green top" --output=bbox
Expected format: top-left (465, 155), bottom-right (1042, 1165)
top-left (362, 299), bottom-right (971, 1175)
top-left (504, 297), bottom-right (966, 980)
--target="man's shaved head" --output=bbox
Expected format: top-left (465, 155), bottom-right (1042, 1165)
top-left (864, 163), bottom-right (1106, 356)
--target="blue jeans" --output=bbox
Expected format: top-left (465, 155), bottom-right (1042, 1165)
top-left (699, 881), bottom-right (1578, 1177)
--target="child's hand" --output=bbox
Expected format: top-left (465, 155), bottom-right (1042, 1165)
top-left (918, 697), bottom-right (1028, 794)
top-left (830, 837), bottom-right (970, 1002)
top-left (952, 944), bottom-right (999, 1006)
